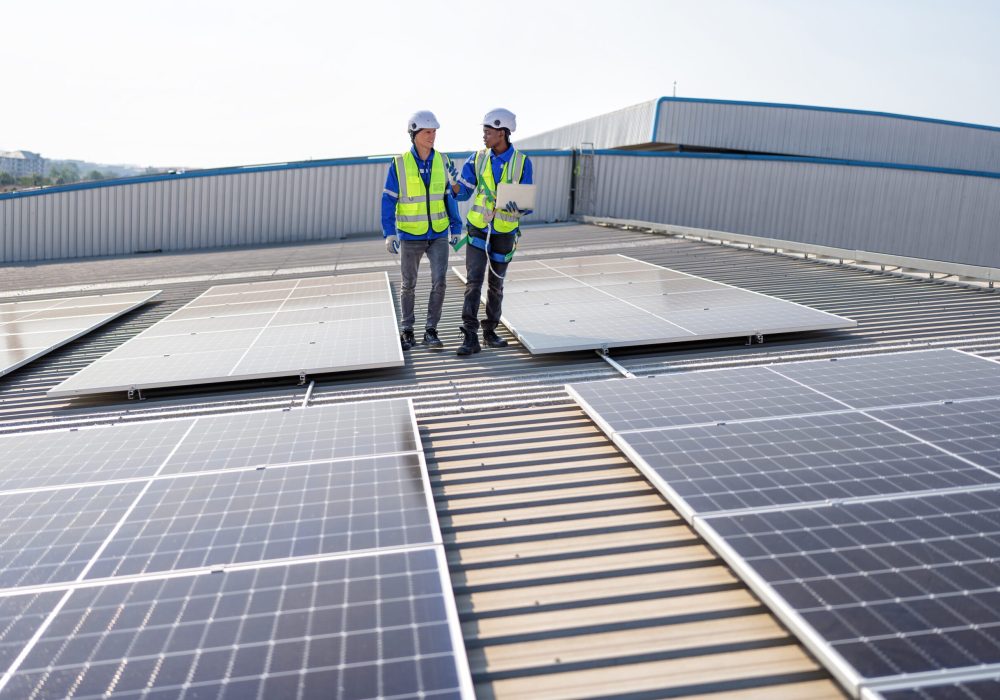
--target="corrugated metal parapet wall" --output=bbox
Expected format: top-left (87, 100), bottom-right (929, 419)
top-left (0, 152), bottom-right (573, 263)
top-left (520, 97), bottom-right (1000, 174)
top-left (578, 151), bottom-right (1000, 270)
top-left (653, 98), bottom-right (1000, 173)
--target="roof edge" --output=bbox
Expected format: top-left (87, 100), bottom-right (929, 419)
top-left (650, 96), bottom-right (1000, 141)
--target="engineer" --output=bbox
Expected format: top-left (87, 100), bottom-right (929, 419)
top-left (451, 108), bottom-right (534, 356)
top-left (382, 110), bottom-right (463, 351)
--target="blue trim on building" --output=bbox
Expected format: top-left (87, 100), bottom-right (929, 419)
top-left (650, 96), bottom-right (1000, 142)
top-left (592, 148), bottom-right (1000, 180)
top-left (0, 150), bottom-right (570, 201)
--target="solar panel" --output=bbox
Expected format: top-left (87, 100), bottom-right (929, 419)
top-left (878, 677), bottom-right (1000, 700)
top-left (88, 454), bottom-right (435, 579)
top-left (1, 548), bottom-right (469, 700)
top-left (568, 349), bottom-right (1000, 697)
top-left (0, 398), bottom-right (473, 699)
top-left (0, 481), bottom-right (145, 588)
top-left (569, 366), bottom-right (847, 433)
top-left (0, 290), bottom-right (158, 378)
top-left (454, 254), bottom-right (856, 353)
top-left (621, 413), bottom-right (999, 519)
top-left (701, 490), bottom-right (1000, 686)
top-left (47, 272), bottom-right (403, 398)
top-left (868, 399), bottom-right (1000, 469)
top-left (0, 419), bottom-right (196, 491)
top-left (769, 349), bottom-right (1000, 409)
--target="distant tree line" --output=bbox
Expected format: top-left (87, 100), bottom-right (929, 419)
top-left (0, 163), bottom-right (118, 191)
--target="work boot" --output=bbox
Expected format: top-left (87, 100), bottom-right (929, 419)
top-left (482, 327), bottom-right (508, 348)
top-left (400, 329), bottom-right (415, 351)
top-left (456, 326), bottom-right (481, 356)
top-left (422, 328), bottom-right (444, 349)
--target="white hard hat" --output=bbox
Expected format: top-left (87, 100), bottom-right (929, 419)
top-left (407, 110), bottom-right (440, 133)
top-left (483, 108), bottom-right (516, 132)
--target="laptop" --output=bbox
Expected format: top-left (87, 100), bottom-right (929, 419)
top-left (495, 182), bottom-right (537, 212)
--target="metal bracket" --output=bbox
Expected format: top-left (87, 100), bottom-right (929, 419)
top-left (595, 347), bottom-right (635, 378)
top-left (301, 380), bottom-right (315, 408)
top-left (298, 371), bottom-right (307, 386)
top-left (744, 332), bottom-right (765, 346)
top-left (127, 386), bottom-right (144, 401)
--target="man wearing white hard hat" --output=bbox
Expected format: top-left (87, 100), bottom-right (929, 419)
top-left (451, 107), bottom-right (534, 356)
top-left (381, 110), bottom-right (463, 351)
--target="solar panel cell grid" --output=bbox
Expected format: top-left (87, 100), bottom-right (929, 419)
top-left (0, 481), bottom-right (146, 587)
top-left (703, 490), bottom-right (1000, 680)
top-left (570, 366), bottom-right (846, 432)
top-left (0, 592), bottom-right (63, 671)
top-left (162, 400), bottom-right (416, 474)
top-left (0, 419), bottom-right (196, 492)
top-left (87, 454), bottom-right (434, 578)
top-left (770, 350), bottom-right (1000, 409)
top-left (869, 399), bottom-right (1000, 469)
top-left (1, 550), bottom-right (463, 700)
top-left (624, 413), bottom-right (999, 514)
top-left (880, 678), bottom-right (1000, 700)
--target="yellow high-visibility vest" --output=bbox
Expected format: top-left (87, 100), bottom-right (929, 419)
top-left (466, 149), bottom-right (526, 234)
top-left (393, 150), bottom-right (450, 236)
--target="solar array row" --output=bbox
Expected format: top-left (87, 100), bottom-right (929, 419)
top-left (0, 399), bottom-right (472, 699)
top-left (568, 349), bottom-right (1000, 697)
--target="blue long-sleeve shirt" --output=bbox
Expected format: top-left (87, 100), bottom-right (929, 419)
top-left (381, 147), bottom-right (462, 240)
top-left (453, 145), bottom-right (534, 234)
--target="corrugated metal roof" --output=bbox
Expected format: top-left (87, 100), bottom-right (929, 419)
top-left (2, 223), bottom-right (1000, 697)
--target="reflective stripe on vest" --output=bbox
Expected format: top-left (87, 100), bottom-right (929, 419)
top-left (394, 151), bottom-right (450, 235)
top-left (466, 149), bottom-right (526, 234)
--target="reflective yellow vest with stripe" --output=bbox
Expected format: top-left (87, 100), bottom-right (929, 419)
top-left (394, 151), bottom-right (450, 236)
top-left (467, 149), bottom-right (526, 234)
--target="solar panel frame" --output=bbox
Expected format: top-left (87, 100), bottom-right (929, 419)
top-left (0, 290), bottom-right (159, 379)
top-left (47, 273), bottom-right (404, 397)
top-left (454, 253), bottom-right (856, 353)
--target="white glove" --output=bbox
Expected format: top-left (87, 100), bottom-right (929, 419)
top-left (445, 158), bottom-right (460, 183)
top-left (385, 234), bottom-right (399, 255)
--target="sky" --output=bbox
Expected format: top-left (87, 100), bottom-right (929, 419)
top-left (3, 0), bottom-right (998, 169)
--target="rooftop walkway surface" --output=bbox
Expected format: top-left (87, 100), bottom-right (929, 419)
top-left (4, 222), bottom-right (1000, 698)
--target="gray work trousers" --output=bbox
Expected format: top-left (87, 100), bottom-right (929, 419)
top-left (399, 236), bottom-right (449, 331)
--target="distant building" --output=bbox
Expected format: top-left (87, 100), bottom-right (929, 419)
top-left (0, 150), bottom-right (46, 178)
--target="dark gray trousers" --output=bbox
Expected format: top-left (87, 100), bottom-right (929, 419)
top-left (399, 236), bottom-right (449, 331)
top-left (461, 230), bottom-right (515, 332)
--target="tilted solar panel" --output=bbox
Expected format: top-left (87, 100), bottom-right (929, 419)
top-left (0, 290), bottom-right (159, 378)
top-left (47, 272), bottom-right (402, 398)
top-left (455, 254), bottom-right (856, 353)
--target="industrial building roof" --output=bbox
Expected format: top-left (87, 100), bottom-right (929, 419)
top-left (2, 221), bottom-right (999, 698)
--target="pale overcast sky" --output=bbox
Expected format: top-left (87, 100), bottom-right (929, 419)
top-left (3, 0), bottom-right (997, 169)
